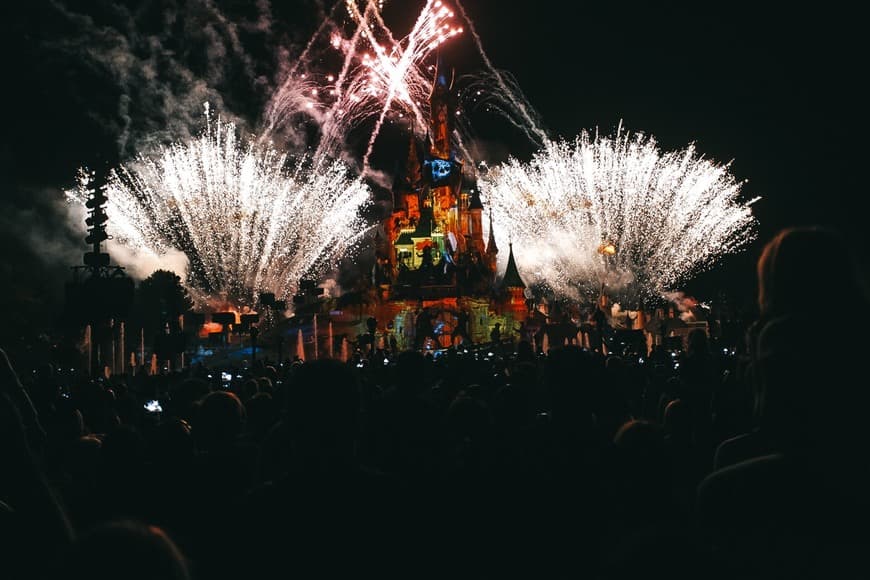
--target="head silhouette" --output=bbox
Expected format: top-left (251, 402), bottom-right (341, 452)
top-left (195, 390), bottom-right (245, 454)
top-left (753, 226), bottom-right (869, 450)
top-left (757, 226), bottom-right (865, 319)
top-left (686, 328), bottom-right (709, 356)
top-left (663, 398), bottom-right (690, 440)
top-left (394, 350), bottom-right (427, 395)
top-left (613, 420), bottom-right (670, 514)
top-left (288, 359), bottom-right (360, 461)
top-left (65, 520), bottom-right (190, 580)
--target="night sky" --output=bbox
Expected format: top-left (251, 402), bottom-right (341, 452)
top-left (1, 0), bottom-right (865, 340)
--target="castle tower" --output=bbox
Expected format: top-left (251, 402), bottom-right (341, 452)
top-left (501, 242), bottom-right (526, 307)
top-left (401, 131), bottom-right (422, 220)
top-left (429, 54), bottom-right (452, 160)
top-left (388, 132), bottom-right (425, 271)
top-left (466, 187), bottom-right (485, 256)
top-left (425, 53), bottom-right (462, 235)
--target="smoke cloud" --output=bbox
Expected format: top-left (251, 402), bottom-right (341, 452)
top-left (2, 0), bottom-right (314, 320)
top-left (105, 243), bottom-right (191, 282)
top-left (663, 291), bottom-right (701, 322)
top-left (2, 187), bottom-right (88, 270)
top-left (30, 0), bottom-right (281, 159)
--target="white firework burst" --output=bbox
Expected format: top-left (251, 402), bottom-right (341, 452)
top-left (67, 106), bottom-right (371, 308)
top-left (478, 125), bottom-right (759, 302)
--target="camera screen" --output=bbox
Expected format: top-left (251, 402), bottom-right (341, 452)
top-left (144, 400), bottom-right (162, 413)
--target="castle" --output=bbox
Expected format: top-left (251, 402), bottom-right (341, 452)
top-left (310, 56), bottom-right (532, 352)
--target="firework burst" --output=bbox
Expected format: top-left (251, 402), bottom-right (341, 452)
top-left (263, 0), bottom-right (463, 170)
top-left (260, 0), bottom-right (553, 185)
top-left (479, 126), bottom-right (758, 303)
top-left (67, 106), bottom-right (371, 308)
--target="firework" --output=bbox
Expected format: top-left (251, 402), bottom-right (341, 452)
top-left (263, 0), bottom-right (463, 171)
top-left (478, 126), bottom-right (758, 302)
top-left (67, 106), bottom-right (371, 308)
top-left (451, 0), bottom-right (548, 150)
top-left (262, 0), bottom-right (553, 183)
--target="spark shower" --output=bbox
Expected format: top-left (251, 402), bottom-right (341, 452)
top-left (67, 108), bottom-right (370, 308)
top-left (479, 127), bottom-right (758, 303)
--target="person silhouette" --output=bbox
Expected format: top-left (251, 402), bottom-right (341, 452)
top-left (1, 348), bottom-right (73, 578)
top-left (452, 310), bottom-right (470, 343)
top-left (698, 226), bottom-right (870, 578)
top-left (490, 323), bottom-right (501, 344)
top-left (415, 309), bottom-right (434, 349)
top-left (591, 305), bottom-right (608, 352)
top-left (64, 520), bottom-right (191, 580)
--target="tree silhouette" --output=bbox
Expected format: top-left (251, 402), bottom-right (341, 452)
top-left (131, 270), bottom-right (192, 359)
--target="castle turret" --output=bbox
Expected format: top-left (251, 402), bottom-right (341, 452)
top-left (501, 242), bottom-right (526, 307)
top-left (405, 130), bottom-right (423, 187)
top-left (467, 188), bottom-right (485, 254)
top-left (388, 131), bottom-right (425, 272)
top-left (401, 131), bottom-right (423, 219)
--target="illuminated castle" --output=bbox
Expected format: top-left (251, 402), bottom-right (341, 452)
top-left (356, 56), bottom-right (530, 349)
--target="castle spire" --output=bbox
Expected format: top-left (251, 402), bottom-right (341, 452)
top-left (433, 50), bottom-right (452, 92)
top-left (404, 130), bottom-right (422, 191)
top-left (429, 50), bottom-right (453, 159)
top-left (501, 242), bottom-right (525, 289)
top-left (485, 210), bottom-right (498, 255)
top-left (468, 187), bottom-right (483, 211)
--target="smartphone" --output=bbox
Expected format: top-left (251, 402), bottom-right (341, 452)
top-left (144, 400), bottom-right (163, 413)
top-left (221, 371), bottom-right (232, 386)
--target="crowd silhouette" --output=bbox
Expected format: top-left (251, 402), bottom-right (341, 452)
top-left (1, 225), bottom-right (868, 579)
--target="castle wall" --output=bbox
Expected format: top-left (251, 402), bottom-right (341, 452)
top-left (325, 294), bottom-right (529, 354)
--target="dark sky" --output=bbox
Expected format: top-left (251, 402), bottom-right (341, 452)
top-left (1, 0), bottom-right (865, 333)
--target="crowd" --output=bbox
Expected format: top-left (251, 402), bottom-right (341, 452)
top-left (2, 225), bottom-right (869, 579)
